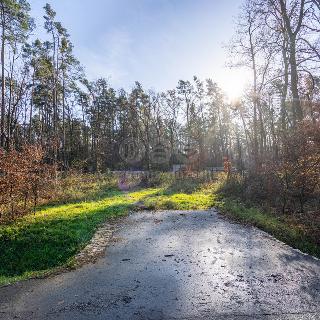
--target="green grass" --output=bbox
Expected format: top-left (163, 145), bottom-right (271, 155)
top-left (217, 197), bottom-right (320, 258)
top-left (128, 187), bottom-right (216, 210)
top-left (128, 177), bottom-right (217, 210)
top-left (48, 173), bottom-right (118, 205)
top-left (0, 189), bottom-right (134, 286)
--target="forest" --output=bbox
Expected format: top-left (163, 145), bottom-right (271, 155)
top-left (0, 0), bottom-right (319, 286)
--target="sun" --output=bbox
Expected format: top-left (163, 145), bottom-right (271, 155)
top-left (217, 68), bottom-right (252, 102)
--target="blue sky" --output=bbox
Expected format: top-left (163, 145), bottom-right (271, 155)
top-left (29, 0), bottom-right (250, 99)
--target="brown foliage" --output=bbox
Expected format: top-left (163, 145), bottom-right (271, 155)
top-left (275, 121), bottom-right (320, 213)
top-left (227, 120), bottom-right (320, 215)
top-left (0, 145), bottom-right (56, 220)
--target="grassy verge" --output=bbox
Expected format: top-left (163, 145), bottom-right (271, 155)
top-left (0, 189), bottom-right (134, 286)
top-left (216, 196), bottom-right (320, 259)
top-left (128, 185), bottom-right (216, 210)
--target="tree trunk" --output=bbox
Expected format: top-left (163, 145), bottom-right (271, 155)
top-left (1, 10), bottom-right (5, 148)
top-left (289, 38), bottom-right (303, 123)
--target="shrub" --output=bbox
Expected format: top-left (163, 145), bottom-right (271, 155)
top-left (220, 121), bottom-right (320, 215)
top-left (0, 145), bottom-right (56, 220)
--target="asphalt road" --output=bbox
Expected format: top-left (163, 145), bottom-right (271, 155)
top-left (1, 210), bottom-right (320, 320)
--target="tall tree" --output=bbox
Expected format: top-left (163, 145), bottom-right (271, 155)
top-left (0, 0), bottom-right (33, 147)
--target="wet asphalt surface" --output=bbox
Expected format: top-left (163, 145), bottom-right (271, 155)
top-left (0, 210), bottom-right (320, 320)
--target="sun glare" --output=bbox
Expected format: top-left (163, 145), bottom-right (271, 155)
top-left (217, 68), bottom-right (251, 102)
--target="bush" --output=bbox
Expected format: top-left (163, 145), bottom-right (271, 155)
top-left (220, 121), bottom-right (320, 215)
top-left (0, 145), bottom-right (56, 220)
top-left (275, 122), bottom-right (320, 213)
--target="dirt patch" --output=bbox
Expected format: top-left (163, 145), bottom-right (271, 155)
top-left (74, 219), bottom-right (120, 266)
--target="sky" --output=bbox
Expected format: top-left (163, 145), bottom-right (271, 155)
top-left (28, 0), bottom-right (251, 100)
